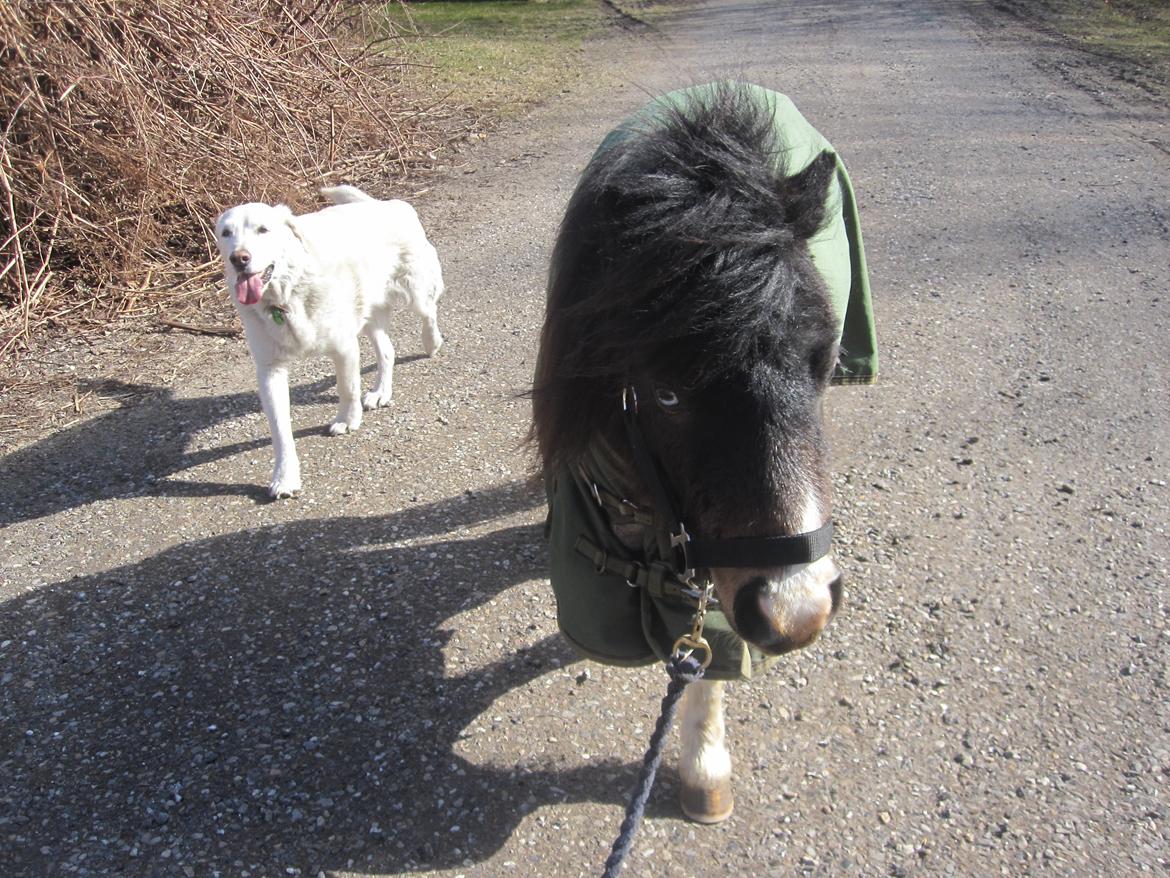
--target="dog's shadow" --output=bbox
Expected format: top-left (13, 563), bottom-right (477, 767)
top-left (0, 482), bottom-right (676, 875)
top-left (0, 363), bottom-right (419, 525)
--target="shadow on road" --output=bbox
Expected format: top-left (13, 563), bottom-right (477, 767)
top-left (0, 480), bottom-right (655, 876)
top-left (0, 363), bottom-right (423, 525)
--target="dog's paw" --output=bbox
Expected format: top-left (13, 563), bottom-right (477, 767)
top-left (363, 389), bottom-right (393, 410)
top-left (328, 420), bottom-right (360, 436)
top-left (269, 476), bottom-right (302, 500)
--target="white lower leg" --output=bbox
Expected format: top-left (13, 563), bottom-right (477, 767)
top-left (421, 315), bottom-right (443, 356)
top-left (413, 295), bottom-right (443, 357)
top-left (256, 364), bottom-right (301, 498)
top-left (363, 327), bottom-right (395, 409)
top-left (329, 343), bottom-right (362, 434)
top-left (677, 680), bottom-right (734, 823)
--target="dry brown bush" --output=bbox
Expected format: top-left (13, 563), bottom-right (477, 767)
top-left (0, 0), bottom-right (445, 361)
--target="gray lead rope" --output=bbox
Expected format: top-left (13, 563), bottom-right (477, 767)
top-left (601, 653), bottom-right (706, 878)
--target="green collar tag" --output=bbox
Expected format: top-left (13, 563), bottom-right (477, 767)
top-left (269, 306), bottom-right (285, 326)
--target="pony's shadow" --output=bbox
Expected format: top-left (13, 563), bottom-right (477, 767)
top-left (0, 363), bottom-right (414, 525)
top-left (0, 481), bottom-right (666, 876)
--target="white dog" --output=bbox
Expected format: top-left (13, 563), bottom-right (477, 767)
top-left (215, 185), bottom-right (444, 499)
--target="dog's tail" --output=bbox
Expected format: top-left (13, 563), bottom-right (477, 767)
top-left (321, 184), bottom-right (375, 205)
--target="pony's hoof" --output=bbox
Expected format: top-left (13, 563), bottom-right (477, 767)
top-left (679, 780), bottom-right (734, 824)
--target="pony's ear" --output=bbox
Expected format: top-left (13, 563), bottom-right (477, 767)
top-left (275, 204), bottom-right (306, 246)
top-left (780, 149), bottom-right (836, 240)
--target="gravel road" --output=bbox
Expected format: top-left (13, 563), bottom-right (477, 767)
top-left (2, 1), bottom-right (1167, 876)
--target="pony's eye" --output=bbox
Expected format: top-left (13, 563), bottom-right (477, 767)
top-left (654, 387), bottom-right (680, 409)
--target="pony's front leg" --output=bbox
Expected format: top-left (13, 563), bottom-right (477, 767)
top-left (677, 679), bottom-right (734, 823)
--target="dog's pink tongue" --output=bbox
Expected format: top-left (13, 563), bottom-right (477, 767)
top-left (235, 273), bottom-right (264, 305)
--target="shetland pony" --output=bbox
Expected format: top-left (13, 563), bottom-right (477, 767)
top-left (532, 82), bottom-right (874, 822)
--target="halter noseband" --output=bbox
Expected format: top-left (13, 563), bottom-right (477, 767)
top-left (621, 385), bottom-right (834, 581)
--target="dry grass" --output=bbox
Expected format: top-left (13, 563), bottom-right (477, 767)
top-left (0, 0), bottom-right (452, 362)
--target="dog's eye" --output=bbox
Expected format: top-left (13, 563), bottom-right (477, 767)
top-left (653, 387), bottom-right (680, 409)
top-left (256, 226), bottom-right (269, 234)
top-left (220, 228), bottom-right (231, 237)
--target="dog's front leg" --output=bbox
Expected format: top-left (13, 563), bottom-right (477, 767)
top-left (328, 340), bottom-right (363, 435)
top-left (256, 363), bottom-right (302, 499)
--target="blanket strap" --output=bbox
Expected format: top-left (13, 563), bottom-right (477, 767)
top-left (585, 479), bottom-right (657, 529)
top-left (573, 535), bottom-right (704, 603)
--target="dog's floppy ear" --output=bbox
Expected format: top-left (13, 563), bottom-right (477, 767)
top-left (275, 204), bottom-right (307, 247)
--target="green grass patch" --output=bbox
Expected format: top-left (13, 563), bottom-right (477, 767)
top-left (1055, 1), bottom-right (1170, 56)
top-left (387, 0), bottom-right (614, 115)
top-left (1020, 0), bottom-right (1170, 87)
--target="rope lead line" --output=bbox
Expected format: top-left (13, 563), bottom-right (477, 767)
top-left (601, 654), bottom-right (706, 878)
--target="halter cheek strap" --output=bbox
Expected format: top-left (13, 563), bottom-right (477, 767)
top-left (621, 385), bottom-right (834, 579)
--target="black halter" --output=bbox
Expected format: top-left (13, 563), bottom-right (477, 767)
top-left (621, 385), bottom-right (834, 581)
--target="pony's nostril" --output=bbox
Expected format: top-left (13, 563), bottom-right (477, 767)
top-left (732, 577), bottom-right (775, 647)
top-left (732, 572), bottom-right (834, 656)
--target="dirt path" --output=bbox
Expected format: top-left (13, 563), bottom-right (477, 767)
top-left (2, 1), bottom-right (1167, 876)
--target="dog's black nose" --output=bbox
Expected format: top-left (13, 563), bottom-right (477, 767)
top-left (230, 250), bottom-right (251, 271)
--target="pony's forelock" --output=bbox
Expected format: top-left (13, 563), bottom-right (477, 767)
top-left (532, 83), bottom-right (837, 472)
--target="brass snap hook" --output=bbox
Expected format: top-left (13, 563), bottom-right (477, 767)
top-left (672, 633), bottom-right (713, 670)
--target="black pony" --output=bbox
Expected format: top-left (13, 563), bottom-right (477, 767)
top-left (532, 82), bottom-right (875, 822)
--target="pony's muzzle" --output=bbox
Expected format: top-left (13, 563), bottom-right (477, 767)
top-left (729, 561), bottom-right (842, 655)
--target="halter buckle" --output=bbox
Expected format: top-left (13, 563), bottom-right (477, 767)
top-left (621, 385), bottom-right (638, 414)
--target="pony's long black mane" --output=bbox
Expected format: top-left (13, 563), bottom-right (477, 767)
top-left (533, 82), bottom-right (838, 471)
